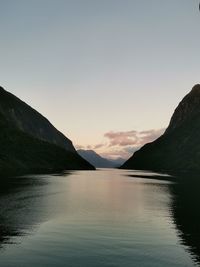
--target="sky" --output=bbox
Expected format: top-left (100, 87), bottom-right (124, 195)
top-left (0, 0), bottom-right (200, 159)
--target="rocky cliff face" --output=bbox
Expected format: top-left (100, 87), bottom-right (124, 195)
top-left (121, 84), bottom-right (200, 173)
top-left (0, 86), bottom-right (95, 174)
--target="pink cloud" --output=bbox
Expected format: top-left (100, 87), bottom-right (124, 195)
top-left (100, 150), bottom-right (129, 160)
top-left (76, 128), bottom-right (165, 159)
top-left (104, 128), bottom-right (165, 148)
top-left (100, 146), bottom-right (140, 160)
top-left (75, 145), bottom-right (85, 150)
top-left (104, 131), bottom-right (138, 146)
top-left (94, 143), bottom-right (105, 149)
top-left (139, 128), bottom-right (165, 144)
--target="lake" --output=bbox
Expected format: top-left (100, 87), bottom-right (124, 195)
top-left (0, 169), bottom-right (199, 267)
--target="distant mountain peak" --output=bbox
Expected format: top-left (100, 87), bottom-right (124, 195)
top-left (77, 149), bottom-right (126, 168)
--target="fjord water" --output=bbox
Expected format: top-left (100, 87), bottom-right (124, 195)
top-left (0, 169), bottom-right (199, 267)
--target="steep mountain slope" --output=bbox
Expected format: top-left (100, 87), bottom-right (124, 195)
top-left (0, 87), bottom-right (94, 174)
top-left (121, 84), bottom-right (200, 173)
top-left (0, 86), bottom-right (75, 151)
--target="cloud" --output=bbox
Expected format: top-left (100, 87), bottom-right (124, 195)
top-left (100, 146), bottom-right (140, 160)
top-left (104, 131), bottom-right (138, 146)
top-left (76, 128), bottom-right (165, 160)
top-left (94, 143), bottom-right (105, 149)
top-left (124, 146), bottom-right (140, 154)
top-left (139, 129), bottom-right (165, 144)
top-left (104, 128), bottom-right (165, 148)
top-left (76, 143), bottom-right (105, 151)
top-left (75, 145), bottom-right (85, 150)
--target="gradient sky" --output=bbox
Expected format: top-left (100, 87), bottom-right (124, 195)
top-left (0, 0), bottom-right (200, 158)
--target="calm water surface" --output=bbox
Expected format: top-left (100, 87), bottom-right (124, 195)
top-left (0, 169), bottom-right (199, 267)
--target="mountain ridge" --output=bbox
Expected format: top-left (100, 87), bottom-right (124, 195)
top-left (121, 84), bottom-right (200, 173)
top-left (0, 86), bottom-right (95, 174)
top-left (77, 149), bottom-right (126, 168)
top-left (0, 86), bottom-right (75, 152)
top-left (165, 84), bottom-right (200, 135)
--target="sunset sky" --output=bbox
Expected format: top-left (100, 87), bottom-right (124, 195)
top-left (0, 0), bottom-right (199, 159)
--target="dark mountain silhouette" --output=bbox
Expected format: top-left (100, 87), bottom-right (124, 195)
top-left (0, 86), bottom-right (75, 151)
top-left (77, 149), bottom-right (126, 168)
top-left (0, 86), bottom-right (94, 174)
top-left (169, 174), bottom-right (200, 265)
top-left (121, 84), bottom-right (200, 173)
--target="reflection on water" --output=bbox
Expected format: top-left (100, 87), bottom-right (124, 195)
top-left (0, 169), bottom-right (198, 267)
top-left (0, 176), bottom-right (47, 246)
top-left (170, 174), bottom-right (200, 265)
top-left (0, 173), bottom-right (70, 246)
top-left (0, 176), bottom-right (44, 245)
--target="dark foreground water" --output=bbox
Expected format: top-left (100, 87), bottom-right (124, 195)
top-left (0, 169), bottom-right (199, 267)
